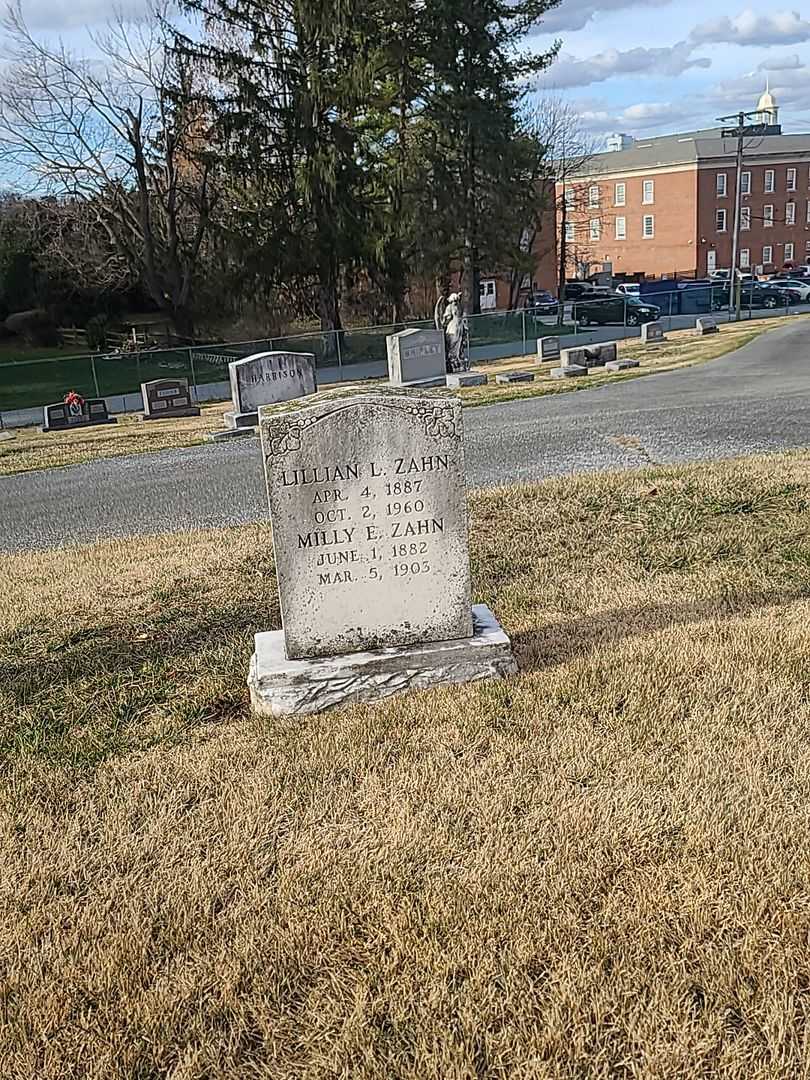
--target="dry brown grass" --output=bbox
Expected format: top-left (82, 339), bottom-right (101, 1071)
top-left (2, 452), bottom-right (810, 1078)
top-left (3, 314), bottom-right (804, 478)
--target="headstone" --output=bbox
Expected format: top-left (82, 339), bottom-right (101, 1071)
top-left (446, 372), bottom-right (487, 388)
top-left (696, 317), bottom-right (719, 335)
top-left (387, 329), bottom-right (446, 387)
top-left (495, 371), bottom-right (534, 384)
top-left (141, 378), bottom-right (201, 420)
top-left (41, 398), bottom-right (117, 433)
top-left (538, 336), bottom-right (561, 362)
top-left (641, 321), bottom-right (666, 345)
top-left (225, 351), bottom-right (316, 430)
top-left (605, 359), bottom-right (640, 372)
top-left (249, 388), bottom-right (517, 715)
top-left (560, 346), bottom-right (587, 368)
top-left (550, 365), bottom-right (588, 378)
top-left (595, 342), bottom-right (617, 365)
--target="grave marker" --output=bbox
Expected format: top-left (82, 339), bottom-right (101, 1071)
top-left (387, 329), bottom-right (447, 387)
top-left (41, 398), bottom-right (117, 433)
top-left (538, 336), bottom-right (561, 361)
top-left (141, 378), bottom-right (200, 420)
top-left (226, 351), bottom-right (316, 430)
top-left (696, 316), bottom-right (719, 335)
top-left (641, 321), bottom-right (666, 344)
top-left (249, 388), bottom-right (516, 714)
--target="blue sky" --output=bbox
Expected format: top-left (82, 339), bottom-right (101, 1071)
top-left (532, 1), bottom-right (810, 140)
top-left (11, 0), bottom-right (810, 143)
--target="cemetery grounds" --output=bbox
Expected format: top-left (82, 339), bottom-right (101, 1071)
top-left (0, 314), bottom-right (800, 477)
top-left (2, 446), bottom-right (810, 1077)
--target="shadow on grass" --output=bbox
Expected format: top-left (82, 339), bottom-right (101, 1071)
top-left (511, 585), bottom-right (810, 673)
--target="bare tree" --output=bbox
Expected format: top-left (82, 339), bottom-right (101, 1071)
top-left (0, 3), bottom-right (218, 338)
top-left (528, 97), bottom-right (601, 323)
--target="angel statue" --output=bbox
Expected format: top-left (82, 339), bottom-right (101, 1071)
top-left (434, 292), bottom-right (470, 373)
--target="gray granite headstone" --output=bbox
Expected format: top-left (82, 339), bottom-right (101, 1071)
top-left (41, 398), bottom-right (117, 432)
top-left (641, 321), bottom-right (666, 344)
top-left (387, 329), bottom-right (447, 386)
top-left (250, 387), bottom-right (516, 714)
top-left (696, 317), bottom-right (719, 335)
top-left (538, 336), bottom-right (561, 361)
top-left (260, 389), bottom-right (472, 659)
top-left (141, 378), bottom-right (200, 420)
top-left (226, 351), bottom-right (316, 429)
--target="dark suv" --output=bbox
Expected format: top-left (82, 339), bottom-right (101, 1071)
top-left (713, 283), bottom-right (801, 310)
top-left (524, 290), bottom-right (559, 317)
top-left (575, 294), bottom-right (661, 327)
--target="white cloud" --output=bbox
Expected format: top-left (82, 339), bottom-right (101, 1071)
top-left (577, 100), bottom-right (703, 135)
top-left (544, 42), bottom-right (710, 90)
top-left (540, 0), bottom-right (673, 34)
top-left (691, 10), bottom-right (810, 46)
top-left (758, 53), bottom-right (803, 71)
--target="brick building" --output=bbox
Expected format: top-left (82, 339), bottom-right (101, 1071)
top-left (562, 90), bottom-right (810, 280)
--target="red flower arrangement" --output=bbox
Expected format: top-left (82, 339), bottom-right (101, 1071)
top-left (63, 391), bottom-right (85, 410)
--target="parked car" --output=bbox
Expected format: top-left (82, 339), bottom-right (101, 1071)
top-left (523, 290), bottom-right (559, 316)
top-left (564, 281), bottom-right (612, 301)
top-left (615, 283), bottom-right (641, 297)
top-left (714, 283), bottom-right (801, 309)
top-left (575, 295), bottom-right (661, 326)
top-left (768, 278), bottom-right (810, 302)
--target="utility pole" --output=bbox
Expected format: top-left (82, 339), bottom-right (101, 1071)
top-left (718, 109), bottom-right (767, 321)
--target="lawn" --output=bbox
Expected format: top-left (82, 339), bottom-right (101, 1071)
top-left (1, 315), bottom-right (802, 478)
top-left (2, 451), bottom-right (810, 1078)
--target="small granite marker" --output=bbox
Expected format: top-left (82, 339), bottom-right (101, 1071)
top-left (538, 336), bottom-right (561, 362)
top-left (249, 387), bottom-right (517, 715)
top-left (696, 316), bottom-right (719, 335)
top-left (41, 398), bottom-right (117, 433)
top-left (141, 378), bottom-right (200, 420)
top-left (495, 371), bottom-right (534, 384)
top-left (387, 328), bottom-right (446, 387)
top-left (641, 321), bottom-right (666, 345)
top-left (211, 351), bottom-right (317, 440)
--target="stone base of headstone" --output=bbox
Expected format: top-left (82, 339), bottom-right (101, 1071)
top-left (142, 406), bottom-right (200, 421)
top-left (446, 372), bottom-right (487, 388)
top-left (248, 604), bottom-right (517, 717)
top-left (40, 417), bottom-right (118, 433)
top-left (495, 371), bottom-right (534, 384)
top-left (225, 409), bottom-right (260, 430)
top-left (549, 365), bottom-right (588, 378)
top-left (208, 426), bottom-right (257, 442)
top-left (605, 359), bottom-right (640, 372)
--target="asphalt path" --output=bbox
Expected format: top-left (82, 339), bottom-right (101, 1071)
top-left (2, 318), bottom-right (809, 553)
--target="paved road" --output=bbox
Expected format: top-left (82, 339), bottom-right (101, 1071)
top-left (2, 318), bottom-right (809, 553)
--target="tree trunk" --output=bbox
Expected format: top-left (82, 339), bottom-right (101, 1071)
top-left (557, 193), bottom-right (567, 327)
top-left (169, 305), bottom-right (195, 341)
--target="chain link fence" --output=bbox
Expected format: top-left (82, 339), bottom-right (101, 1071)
top-left (1, 285), bottom-right (807, 426)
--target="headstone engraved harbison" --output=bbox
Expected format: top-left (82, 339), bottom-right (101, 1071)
top-left (248, 388), bottom-right (516, 715)
top-left (387, 329), bottom-right (447, 387)
top-left (141, 378), bottom-right (200, 420)
top-left (226, 351), bottom-right (316, 430)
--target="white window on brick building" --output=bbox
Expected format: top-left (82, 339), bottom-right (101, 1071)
top-left (564, 187), bottom-right (575, 209)
top-left (716, 209), bottom-right (727, 232)
top-left (739, 249), bottom-right (750, 269)
top-left (786, 202), bottom-right (796, 225)
top-left (614, 182), bottom-right (626, 206)
top-left (615, 216), bottom-right (626, 240)
top-left (589, 185), bottom-right (600, 207)
top-left (741, 171), bottom-right (751, 195)
top-left (764, 169), bottom-right (775, 193)
top-left (787, 168), bottom-right (797, 191)
top-left (763, 205), bottom-right (774, 227)
top-left (642, 214), bottom-right (655, 238)
top-left (785, 242), bottom-right (795, 262)
top-left (716, 173), bottom-right (727, 197)
top-left (763, 245), bottom-right (773, 265)
top-left (565, 222), bottom-right (575, 242)
top-left (741, 206), bottom-right (751, 230)
top-left (642, 180), bottom-right (655, 204)
top-left (806, 199), bottom-right (810, 223)
top-left (589, 218), bottom-right (601, 241)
